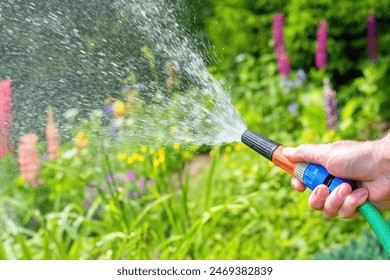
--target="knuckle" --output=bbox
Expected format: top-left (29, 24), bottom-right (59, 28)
top-left (338, 210), bottom-right (349, 219)
top-left (322, 210), bottom-right (335, 219)
top-left (311, 204), bottom-right (323, 211)
top-left (338, 208), bottom-right (355, 219)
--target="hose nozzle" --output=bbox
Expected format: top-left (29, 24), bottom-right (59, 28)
top-left (241, 130), bottom-right (279, 160)
top-left (241, 129), bottom-right (296, 175)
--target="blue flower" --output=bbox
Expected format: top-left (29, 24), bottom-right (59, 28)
top-left (122, 86), bottom-right (130, 92)
top-left (104, 104), bottom-right (113, 116)
top-left (282, 87), bottom-right (290, 94)
top-left (287, 102), bottom-right (299, 116)
top-left (297, 69), bottom-right (306, 81)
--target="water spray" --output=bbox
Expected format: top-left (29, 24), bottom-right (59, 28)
top-left (241, 129), bottom-right (390, 257)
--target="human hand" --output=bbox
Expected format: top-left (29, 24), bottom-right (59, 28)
top-left (282, 133), bottom-right (390, 219)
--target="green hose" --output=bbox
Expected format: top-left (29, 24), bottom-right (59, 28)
top-left (358, 201), bottom-right (390, 257)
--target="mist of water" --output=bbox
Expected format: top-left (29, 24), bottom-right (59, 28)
top-left (0, 0), bottom-right (247, 148)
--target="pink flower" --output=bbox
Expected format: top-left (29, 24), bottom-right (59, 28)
top-left (273, 13), bottom-right (291, 77)
top-left (277, 52), bottom-right (291, 77)
top-left (0, 80), bottom-right (13, 157)
top-left (367, 12), bottom-right (378, 63)
top-left (46, 107), bottom-right (60, 160)
top-left (18, 133), bottom-right (41, 184)
top-left (315, 20), bottom-right (328, 69)
top-left (125, 170), bottom-right (136, 181)
top-left (273, 13), bottom-right (286, 56)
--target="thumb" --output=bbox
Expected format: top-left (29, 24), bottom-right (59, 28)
top-left (282, 144), bottom-right (331, 166)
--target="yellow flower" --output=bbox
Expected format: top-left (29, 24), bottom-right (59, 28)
top-left (140, 146), bottom-right (148, 153)
top-left (229, 162), bottom-right (237, 169)
top-left (132, 153), bottom-right (141, 160)
top-left (157, 148), bottom-right (166, 163)
top-left (327, 129), bottom-right (335, 137)
top-left (173, 143), bottom-right (180, 150)
top-left (267, 161), bottom-right (275, 167)
top-left (127, 155), bottom-right (135, 165)
top-left (149, 147), bottom-right (156, 154)
top-left (118, 152), bottom-right (127, 161)
top-left (235, 103), bottom-right (242, 111)
top-left (225, 146), bottom-right (232, 153)
top-left (158, 153), bottom-right (165, 163)
top-left (234, 143), bottom-right (243, 152)
top-left (137, 155), bottom-right (145, 162)
top-left (223, 155), bottom-right (230, 161)
top-left (113, 100), bottom-right (125, 118)
top-left (153, 159), bottom-right (160, 167)
top-left (75, 132), bottom-right (88, 149)
top-left (242, 164), bottom-right (248, 172)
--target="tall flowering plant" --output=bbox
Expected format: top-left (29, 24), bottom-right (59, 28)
top-left (315, 20), bottom-right (328, 70)
top-left (323, 78), bottom-right (338, 131)
top-left (273, 13), bottom-right (290, 77)
top-left (367, 12), bottom-right (378, 63)
top-left (46, 107), bottom-right (61, 160)
top-left (0, 80), bottom-right (13, 158)
top-left (18, 133), bottom-right (42, 184)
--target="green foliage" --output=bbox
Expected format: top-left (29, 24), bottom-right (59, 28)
top-left (338, 56), bottom-right (390, 139)
top-left (315, 222), bottom-right (390, 260)
top-left (206, 0), bottom-right (390, 85)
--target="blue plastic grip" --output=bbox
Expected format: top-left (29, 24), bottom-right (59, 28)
top-left (303, 163), bottom-right (353, 192)
top-left (328, 176), bottom-right (354, 192)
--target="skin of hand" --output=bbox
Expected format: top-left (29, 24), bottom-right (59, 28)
top-left (282, 133), bottom-right (390, 219)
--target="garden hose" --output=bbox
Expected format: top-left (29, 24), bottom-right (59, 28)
top-left (241, 129), bottom-right (390, 257)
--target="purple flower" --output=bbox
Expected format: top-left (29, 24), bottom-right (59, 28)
top-left (273, 13), bottom-right (286, 56)
top-left (133, 191), bottom-right (139, 198)
top-left (277, 52), bottom-right (291, 77)
top-left (107, 173), bottom-right (114, 184)
top-left (125, 170), bottom-right (136, 181)
top-left (323, 78), bottom-right (338, 130)
top-left (287, 102), bottom-right (299, 116)
top-left (139, 178), bottom-right (146, 190)
top-left (86, 187), bottom-right (95, 193)
top-left (273, 13), bottom-right (291, 77)
top-left (133, 84), bottom-right (143, 91)
top-left (297, 69), bottom-right (306, 81)
top-left (367, 12), bottom-right (378, 63)
top-left (279, 77), bottom-right (287, 86)
top-left (110, 126), bottom-right (120, 139)
top-left (84, 200), bottom-right (92, 207)
top-left (315, 20), bottom-right (328, 69)
top-left (149, 179), bottom-right (155, 186)
top-left (122, 86), bottom-right (130, 92)
top-left (104, 104), bottom-right (113, 116)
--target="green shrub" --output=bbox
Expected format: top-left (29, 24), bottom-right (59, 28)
top-left (315, 222), bottom-right (390, 260)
